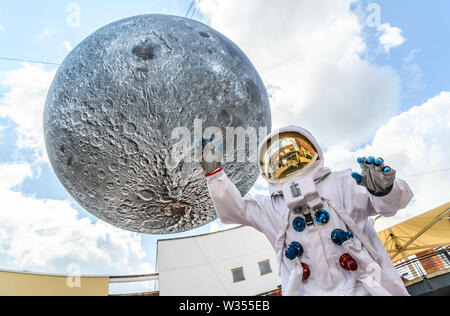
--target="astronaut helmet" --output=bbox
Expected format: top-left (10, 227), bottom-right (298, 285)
top-left (258, 125), bottom-right (326, 185)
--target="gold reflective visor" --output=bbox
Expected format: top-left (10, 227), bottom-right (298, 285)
top-left (260, 132), bottom-right (318, 183)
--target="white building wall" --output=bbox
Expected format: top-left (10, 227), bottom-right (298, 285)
top-left (157, 225), bottom-right (281, 296)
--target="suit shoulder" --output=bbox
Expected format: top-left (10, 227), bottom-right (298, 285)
top-left (326, 169), bottom-right (353, 181)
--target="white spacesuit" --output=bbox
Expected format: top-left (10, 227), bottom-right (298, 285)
top-left (202, 125), bottom-right (413, 296)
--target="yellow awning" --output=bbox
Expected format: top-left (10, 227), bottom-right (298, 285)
top-left (378, 202), bottom-right (450, 262)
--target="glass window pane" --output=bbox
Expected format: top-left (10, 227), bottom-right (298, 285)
top-left (259, 260), bottom-right (272, 275)
top-left (232, 267), bottom-right (245, 282)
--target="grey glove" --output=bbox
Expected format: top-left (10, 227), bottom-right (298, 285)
top-left (351, 156), bottom-right (396, 197)
top-left (197, 136), bottom-right (223, 176)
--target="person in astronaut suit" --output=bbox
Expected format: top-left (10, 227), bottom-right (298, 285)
top-left (200, 125), bottom-right (413, 296)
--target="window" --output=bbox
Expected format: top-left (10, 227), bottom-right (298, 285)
top-left (258, 260), bottom-right (272, 276)
top-left (231, 267), bottom-right (246, 283)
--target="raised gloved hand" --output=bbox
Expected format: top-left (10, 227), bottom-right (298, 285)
top-left (197, 136), bottom-right (223, 177)
top-left (351, 156), bottom-right (396, 197)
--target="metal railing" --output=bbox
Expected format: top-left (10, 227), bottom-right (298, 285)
top-left (109, 273), bottom-right (159, 284)
top-left (395, 247), bottom-right (450, 283)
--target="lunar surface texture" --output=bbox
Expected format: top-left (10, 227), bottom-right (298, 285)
top-left (44, 14), bottom-right (271, 234)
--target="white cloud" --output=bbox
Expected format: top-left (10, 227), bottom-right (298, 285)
top-left (199, 0), bottom-right (401, 147)
top-left (402, 49), bottom-right (424, 91)
top-left (0, 63), bottom-right (154, 290)
top-left (64, 41), bottom-right (72, 52)
top-left (36, 28), bottom-right (55, 41)
top-left (325, 91), bottom-right (450, 230)
top-left (0, 163), bottom-right (154, 277)
top-left (377, 23), bottom-right (406, 53)
top-left (0, 63), bottom-right (56, 161)
top-left (0, 163), bottom-right (32, 190)
top-left (0, 25), bottom-right (5, 33)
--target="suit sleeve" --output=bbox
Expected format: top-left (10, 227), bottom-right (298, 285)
top-left (206, 170), bottom-right (270, 233)
top-left (367, 178), bottom-right (414, 217)
top-left (339, 170), bottom-right (414, 221)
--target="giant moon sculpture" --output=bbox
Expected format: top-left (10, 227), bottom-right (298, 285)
top-left (44, 14), bottom-right (271, 234)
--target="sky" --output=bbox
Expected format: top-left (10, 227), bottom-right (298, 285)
top-left (0, 0), bottom-right (449, 294)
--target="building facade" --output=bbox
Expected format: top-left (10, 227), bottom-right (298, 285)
top-left (156, 225), bottom-right (281, 296)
